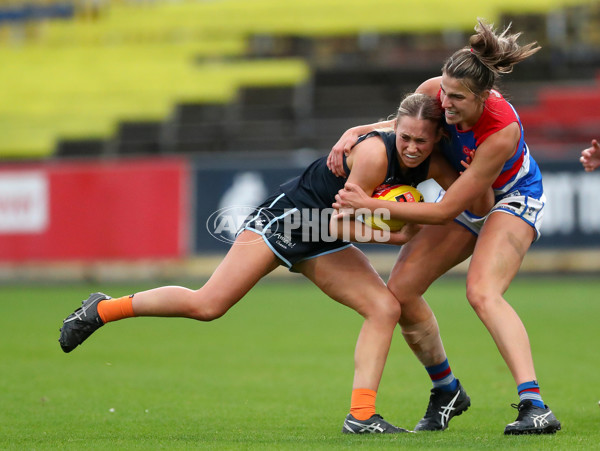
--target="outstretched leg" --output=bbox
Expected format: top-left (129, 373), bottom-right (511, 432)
top-left (59, 230), bottom-right (280, 352)
top-left (129, 231), bottom-right (280, 320)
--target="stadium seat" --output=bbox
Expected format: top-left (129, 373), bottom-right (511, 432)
top-left (1, 0), bottom-right (598, 159)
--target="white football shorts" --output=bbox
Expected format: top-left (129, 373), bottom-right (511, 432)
top-left (455, 193), bottom-right (546, 241)
top-left (433, 189), bottom-right (546, 241)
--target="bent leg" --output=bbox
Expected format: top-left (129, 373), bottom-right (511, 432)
top-left (388, 223), bottom-right (475, 367)
top-left (465, 212), bottom-right (537, 384)
top-left (60, 230), bottom-right (281, 353)
top-left (297, 246), bottom-right (401, 392)
top-left (131, 230), bottom-right (281, 320)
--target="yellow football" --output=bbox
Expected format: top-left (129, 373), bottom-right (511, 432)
top-left (365, 184), bottom-right (424, 231)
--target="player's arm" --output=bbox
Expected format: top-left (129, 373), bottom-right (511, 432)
top-left (327, 122), bottom-right (395, 177)
top-left (328, 77), bottom-right (441, 177)
top-left (343, 136), bottom-right (388, 195)
top-left (329, 209), bottom-right (422, 245)
top-left (335, 124), bottom-right (518, 224)
top-left (329, 137), bottom-right (419, 245)
top-left (427, 150), bottom-right (495, 217)
top-left (415, 76), bottom-right (442, 97)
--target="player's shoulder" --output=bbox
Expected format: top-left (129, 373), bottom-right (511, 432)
top-left (476, 90), bottom-right (519, 137)
top-left (348, 131), bottom-right (389, 169)
top-left (484, 90), bottom-right (519, 122)
top-left (416, 76), bottom-right (442, 97)
top-left (354, 130), bottom-right (390, 151)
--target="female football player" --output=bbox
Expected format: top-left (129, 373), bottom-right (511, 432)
top-left (59, 93), bottom-right (485, 434)
top-left (328, 19), bottom-right (561, 435)
top-left (580, 138), bottom-right (600, 172)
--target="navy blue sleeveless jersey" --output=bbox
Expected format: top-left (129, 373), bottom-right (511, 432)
top-left (280, 130), bottom-right (430, 208)
top-left (239, 130), bottom-right (431, 269)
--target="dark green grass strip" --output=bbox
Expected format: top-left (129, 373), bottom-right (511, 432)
top-left (0, 277), bottom-right (598, 449)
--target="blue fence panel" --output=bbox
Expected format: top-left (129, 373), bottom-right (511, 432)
top-left (193, 157), bottom-right (305, 253)
top-left (192, 156), bottom-right (600, 254)
top-left (537, 161), bottom-right (600, 248)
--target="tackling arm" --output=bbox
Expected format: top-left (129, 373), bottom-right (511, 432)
top-left (428, 150), bottom-right (495, 217)
top-left (327, 76), bottom-right (441, 177)
top-left (329, 136), bottom-right (420, 245)
top-left (327, 121), bottom-right (396, 177)
top-left (335, 124), bottom-right (518, 224)
top-left (415, 76), bottom-right (442, 97)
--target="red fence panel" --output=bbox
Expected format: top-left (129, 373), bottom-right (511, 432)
top-left (0, 158), bottom-right (189, 262)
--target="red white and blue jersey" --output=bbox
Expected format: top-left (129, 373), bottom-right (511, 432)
top-left (438, 89), bottom-right (544, 200)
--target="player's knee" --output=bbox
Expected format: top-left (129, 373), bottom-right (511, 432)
top-left (364, 294), bottom-right (401, 324)
top-left (186, 292), bottom-right (230, 321)
top-left (465, 283), bottom-right (494, 315)
top-left (194, 307), bottom-right (227, 321)
top-left (387, 276), bottom-right (422, 306)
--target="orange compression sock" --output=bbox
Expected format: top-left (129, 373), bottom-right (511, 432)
top-left (350, 388), bottom-right (377, 420)
top-left (97, 295), bottom-right (135, 323)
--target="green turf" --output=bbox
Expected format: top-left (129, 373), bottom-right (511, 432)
top-left (0, 276), bottom-right (598, 449)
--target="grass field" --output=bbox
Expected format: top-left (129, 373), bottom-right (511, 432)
top-left (1, 276), bottom-right (598, 449)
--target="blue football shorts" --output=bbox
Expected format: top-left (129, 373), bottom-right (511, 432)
top-left (238, 191), bottom-right (352, 270)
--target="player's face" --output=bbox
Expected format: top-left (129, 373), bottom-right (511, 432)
top-left (395, 116), bottom-right (440, 168)
top-left (439, 74), bottom-right (485, 129)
